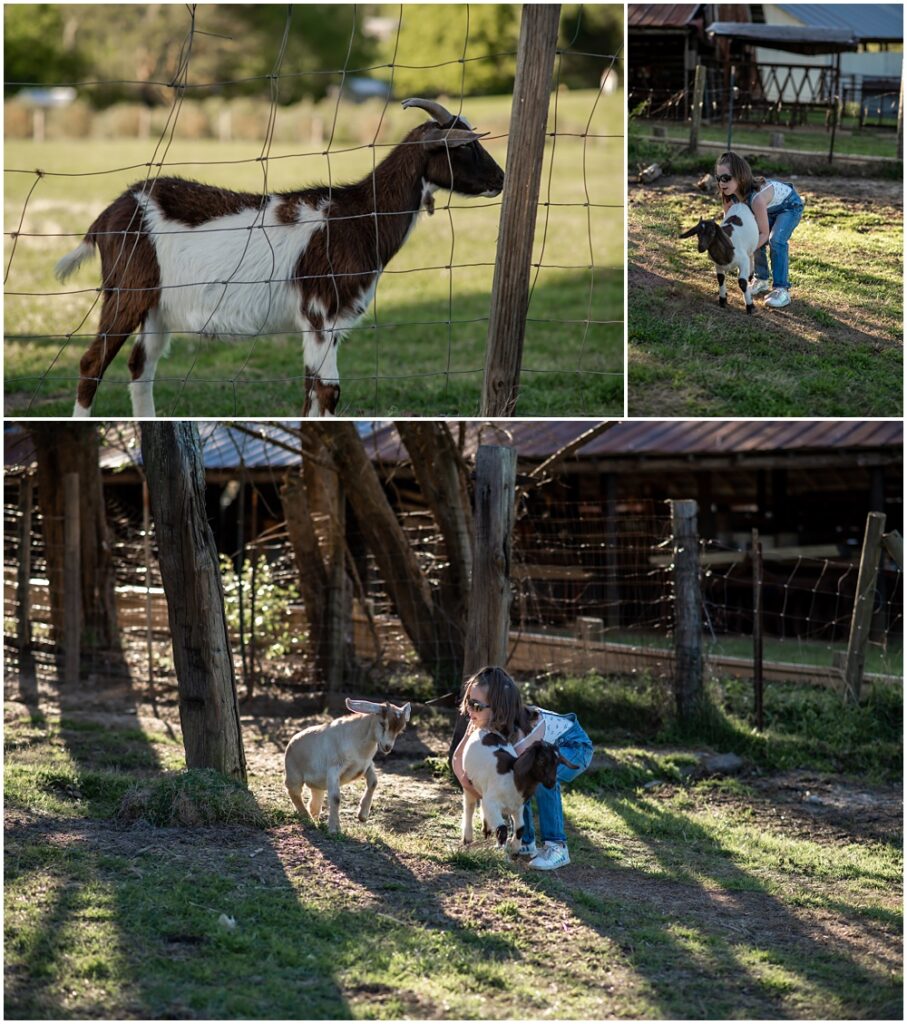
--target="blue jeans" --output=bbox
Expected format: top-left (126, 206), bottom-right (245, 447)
top-left (521, 718), bottom-right (593, 846)
top-left (753, 186), bottom-right (803, 290)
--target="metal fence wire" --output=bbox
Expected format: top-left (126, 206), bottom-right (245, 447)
top-left (4, 4), bottom-right (624, 417)
top-left (4, 478), bottom-right (901, 701)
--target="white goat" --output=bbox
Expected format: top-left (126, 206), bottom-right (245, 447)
top-left (680, 202), bottom-right (759, 314)
top-left (461, 729), bottom-right (577, 852)
top-left (54, 98), bottom-right (504, 418)
top-left (284, 698), bottom-right (411, 833)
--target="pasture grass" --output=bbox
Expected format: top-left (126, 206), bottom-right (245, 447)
top-left (627, 178), bottom-right (903, 417)
top-left (4, 672), bottom-right (902, 1019)
top-left (4, 89), bottom-right (624, 417)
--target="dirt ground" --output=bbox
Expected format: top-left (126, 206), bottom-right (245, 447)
top-left (5, 674), bottom-right (904, 1019)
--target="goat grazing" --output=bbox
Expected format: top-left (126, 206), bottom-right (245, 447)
top-left (284, 698), bottom-right (411, 833)
top-left (54, 98), bottom-right (505, 418)
top-left (680, 202), bottom-right (759, 314)
top-left (461, 729), bottom-right (577, 852)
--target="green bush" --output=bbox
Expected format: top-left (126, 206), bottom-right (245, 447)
top-left (219, 554), bottom-right (302, 661)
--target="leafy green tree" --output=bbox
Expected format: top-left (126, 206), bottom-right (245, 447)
top-left (4, 4), bottom-right (88, 95)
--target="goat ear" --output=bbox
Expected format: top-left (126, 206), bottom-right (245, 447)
top-left (557, 752), bottom-right (580, 770)
top-left (679, 222), bottom-right (701, 239)
top-left (400, 702), bottom-right (412, 723)
top-left (423, 126), bottom-right (488, 149)
top-left (345, 698), bottom-right (383, 716)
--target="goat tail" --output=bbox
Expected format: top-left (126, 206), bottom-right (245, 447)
top-left (54, 239), bottom-right (96, 282)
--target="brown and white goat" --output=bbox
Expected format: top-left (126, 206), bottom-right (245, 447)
top-left (679, 202), bottom-right (759, 314)
top-left (284, 698), bottom-right (411, 833)
top-left (54, 98), bottom-right (504, 418)
top-left (461, 729), bottom-right (577, 852)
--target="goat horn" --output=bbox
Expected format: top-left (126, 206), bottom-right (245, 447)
top-left (402, 97), bottom-right (458, 124)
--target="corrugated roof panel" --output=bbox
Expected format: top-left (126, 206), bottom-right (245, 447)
top-left (628, 4), bottom-right (703, 30)
top-left (774, 4), bottom-right (904, 42)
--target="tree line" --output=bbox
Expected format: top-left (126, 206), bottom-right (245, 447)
top-left (5, 3), bottom-right (622, 105)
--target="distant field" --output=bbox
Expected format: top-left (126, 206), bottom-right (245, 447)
top-left (4, 90), bottom-right (624, 418)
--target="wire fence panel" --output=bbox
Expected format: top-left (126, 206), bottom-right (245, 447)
top-left (4, 5), bottom-right (624, 418)
top-left (5, 483), bottom-right (901, 705)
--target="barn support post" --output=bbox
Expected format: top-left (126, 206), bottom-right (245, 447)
top-left (63, 473), bottom-right (81, 685)
top-left (689, 63), bottom-right (705, 154)
top-left (897, 72), bottom-right (903, 160)
top-left (16, 475), bottom-right (36, 691)
top-left (752, 528), bottom-right (764, 732)
top-left (671, 499), bottom-right (703, 724)
top-left (481, 4), bottom-right (561, 416)
top-left (464, 446), bottom-right (518, 676)
top-left (843, 511), bottom-right (886, 705)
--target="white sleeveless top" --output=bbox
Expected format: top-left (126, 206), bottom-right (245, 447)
top-left (514, 707), bottom-right (575, 753)
top-left (754, 179), bottom-right (792, 209)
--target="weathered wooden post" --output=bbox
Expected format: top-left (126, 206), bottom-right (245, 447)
top-left (689, 63), bottom-right (705, 154)
top-left (63, 473), bottom-right (81, 685)
top-left (464, 446), bottom-right (518, 675)
top-left (481, 4), bottom-right (561, 416)
top-left (142, 478), bottom-right (155, 694)
top-left (141, 422), bottom-right (248, 783)
top-left (16, 475), bottom-right (36, 689)
top-left (843, 511), bottom-right (886, 704)
top-left (671, 500), bottom-right (702, 723)
top-left (752, 528), bottom-right (764, 731)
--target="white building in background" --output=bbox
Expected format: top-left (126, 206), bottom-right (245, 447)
top-left (756, 4), bottom-right (902, 113)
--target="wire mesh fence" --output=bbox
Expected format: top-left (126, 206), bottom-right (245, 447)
top-left (4, 4), bottom-right (624, 418)
top-left (5, 476), bottom-right (901, 706)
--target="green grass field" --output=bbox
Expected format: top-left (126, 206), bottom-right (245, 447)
top-left (628, 176), bottom-right (903, 417)
top-left (4, 673), bottom-right (902, 1019)
top-left (4, 91), bottom-right (624, 417)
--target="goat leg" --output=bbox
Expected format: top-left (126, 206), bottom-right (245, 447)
top-left (326, 767), bottom-right (343, 833)
top-left (357, 762), bottom-right (378, 822)
top-left (716, 270), bottom-right (727, 307)
top-left (738, 276), bottom-right (754, 315)
top-left (462, 790), bottom-right (478, 844)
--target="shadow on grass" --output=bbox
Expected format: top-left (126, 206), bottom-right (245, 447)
top-left (524, 793), bottom-right (902, 1019)
top-left (5, 271), bottom-right (623, 419)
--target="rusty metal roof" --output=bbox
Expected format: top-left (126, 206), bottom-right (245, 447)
top-left (365, 420), bottom-right (903, 464)
top-left (629, 5), bottom-right (704, 29)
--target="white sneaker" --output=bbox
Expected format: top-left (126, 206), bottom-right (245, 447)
top-left (527, 842), bottom-right (570, 871)
top-left (750, 278), bottom-right (771, 297)
top-left (515, 840), bottom-right (538, 857)
top-left (764, 287), bottom-right (791, 308)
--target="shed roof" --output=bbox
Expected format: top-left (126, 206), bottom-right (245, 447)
top-left (364, 420), bottom-right (902, 464)
top-left (774, 4), bottom-right (904, 43)
top-left (706, 21), bottom-right (860, 54)
top-left (628, 5), bottom-right (703, 29)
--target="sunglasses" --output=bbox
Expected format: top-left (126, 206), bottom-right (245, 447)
top-left (466, 697), bottom-right (491, 712)
top-left (716, 174), bottom-right (735, 184)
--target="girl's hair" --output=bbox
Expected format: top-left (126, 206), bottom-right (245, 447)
top-left (460, 666), bottom-right (535, 742)
top-left (714, 151), bottom-right (764, 202)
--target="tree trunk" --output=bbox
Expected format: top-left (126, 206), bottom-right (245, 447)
top-left (395, 421), bottom-right (474, 677)
top-left (282, 435), bottom-right (354, 689)
top-left (30, 423), bottom-right (119, 656)
top-left (309, 421), bottom-right (460, 688)
top-left (140, 422), bottom-right (247, 782)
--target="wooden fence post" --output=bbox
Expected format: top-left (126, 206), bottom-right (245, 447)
top-left (843, 511), bottom-right (886, 704)
top-left (63, 473), bottom-right (81, 685)
top-left (671, 499), bottom-right (702, 723)
top-left (752, 528), bottom-right (764, 731)
top-left (463, 446), bottom-right (518, 676)
top-left (481, 4), bottom-right (561, 416)
top-left (16, 475), bottom-right (36, 689)
top-left (689, 63), bottom-right (705, 154)
top-left (142, 478), bottom-right (155, 694)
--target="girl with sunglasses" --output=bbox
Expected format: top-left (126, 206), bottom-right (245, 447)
top-left (714, 151), bottom-right (804, 310)
top-left (451, 666), bottom-right (593, 871)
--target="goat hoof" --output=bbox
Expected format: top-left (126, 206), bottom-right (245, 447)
top-left (719, 298), bottom-right (727, 308)
top-left (746, 305), bottom-right (754, 315)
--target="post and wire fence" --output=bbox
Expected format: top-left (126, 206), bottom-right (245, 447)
top-left (5, 440), bottom-right (901, 712)
top-left (4, 4), bottom-right (624, 418)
